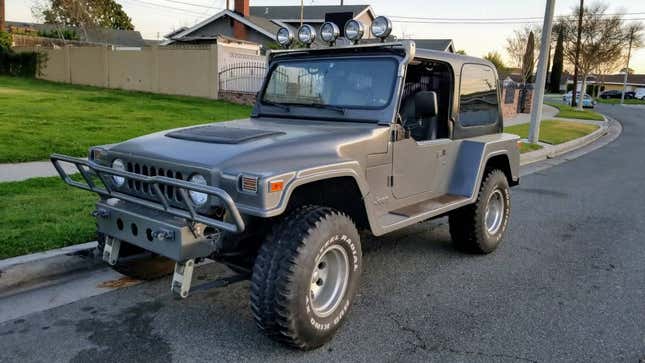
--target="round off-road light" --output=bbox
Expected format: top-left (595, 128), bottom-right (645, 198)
top-left (111, 159), bottom-right (125, 187)
top-left (297, 24), bottom-right (316, 46)
top-left (320, 22), bottom-right (340, 45)
top-left (371, 16), bottom-right (392, 40)
top-left (188, 174), bottom-right (208, 206)
top-left (276, 27), bottom-right (294, 47)
top-left (344, 19), bottom-right (364, 44)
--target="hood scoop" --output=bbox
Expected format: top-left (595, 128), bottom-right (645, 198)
top-left (166, 125), bottom-right (285, 144)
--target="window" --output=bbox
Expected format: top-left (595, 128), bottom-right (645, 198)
top-left (398, 61), bottom-right (452, 141)
top-left (262, 57), bottom-right (397, 110)
top-left (459, 64), bottom-right (499, 127)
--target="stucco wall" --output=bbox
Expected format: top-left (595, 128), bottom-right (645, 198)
top-left (14, 45), bottom-right (224, 99)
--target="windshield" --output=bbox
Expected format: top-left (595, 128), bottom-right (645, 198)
top-left (261, 57), bottom-right (398, 110)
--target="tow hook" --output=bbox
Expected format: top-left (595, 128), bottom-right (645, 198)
top-left (171, 259), bottom-right (195, 299)
top-left (102, 236), bottom-right (121, 265)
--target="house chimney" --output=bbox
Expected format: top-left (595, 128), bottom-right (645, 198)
top-left (233, 0), bottom-right (249, 39)
top-left (234, 0), bottom-right (249, 17)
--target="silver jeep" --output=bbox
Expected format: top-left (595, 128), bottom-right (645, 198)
top-left (52, 18), bottom-right (519, 350)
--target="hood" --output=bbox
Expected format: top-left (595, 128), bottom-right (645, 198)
top-left (107, 118), bottom-right (390, 176)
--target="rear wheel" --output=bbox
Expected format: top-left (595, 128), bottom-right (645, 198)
top-left (449, 169), bottom-right (511, 254)
top-left (97, 234), bottom-right (174, 280)
top-left (250, 206), bottom-right (362, 350)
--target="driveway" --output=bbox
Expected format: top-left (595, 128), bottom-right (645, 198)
top-left (0, 104), bottom-right (643, 362)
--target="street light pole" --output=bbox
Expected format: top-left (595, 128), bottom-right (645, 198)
top-left (0, 0), bottom-right (5, 32)
top-left (528, 0), bottom-right (556, 144)
top-left (620, 28), bottom-right (634, 105)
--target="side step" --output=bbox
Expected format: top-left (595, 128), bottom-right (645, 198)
top-left (378, 194), bottom-right (471, 234)
top-left (390, 194), bottom-right (469, 218)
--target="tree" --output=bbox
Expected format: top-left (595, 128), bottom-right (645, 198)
top-left (549, 26), bottom-right (564, 93)
top-left (38, 0), bottom-right (134, 30)
top-left (563, 3), bottom-right (627, 109)
top-left (455, 49), bottom-right (467, 55)
top-left (484, 51), bottom-right (509, 79)
top-left (505, 25), bottom-right (541, 68)
top-left (520, 31), bottom-right (535, 84)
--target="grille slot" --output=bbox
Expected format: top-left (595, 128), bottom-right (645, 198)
top-left (241, 176), bottom-right (258, 193)
top-left (120, 161), bottom-right (186, 203)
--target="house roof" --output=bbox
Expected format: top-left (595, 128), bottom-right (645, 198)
top-left (6, 20), bottom-right (145, 47)
top-left (597, 74), bottom-right (645, 86)
top-left (168, 9), bottom-right (277, 44)
top-left (408, 39), bottom-right (454, 53)
top-left (249, 5), bottom-right (373, 22)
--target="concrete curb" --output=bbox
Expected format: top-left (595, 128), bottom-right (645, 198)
top-left (520, 116), bottom-right (609, 166)
top-left (0, 242), bottom-right (102, 295)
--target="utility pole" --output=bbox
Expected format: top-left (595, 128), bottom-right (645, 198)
top-left (0, 0), bottom-right (5, 32)
top-left (528, 0), bottom-right (556, 144)
top-left (300, 0), bottom-right (304, 27)
top-left (620, 27), bottom-right (635, 105)
top-left (571, 0), bottom-right (584, 108)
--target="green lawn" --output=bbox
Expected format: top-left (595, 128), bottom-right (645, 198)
top-left (0, 76), bottom-right (252, 163)
top-left (506, 120), bottom-right (599, 146)
top-left (0, 176), bottom-right (97, 259)
top-left (518, 142), bottom-right (543, 153)
top-left (545, 102), bottom-right (604, 121)
top-left (595, 98), bottom-right (645, 105)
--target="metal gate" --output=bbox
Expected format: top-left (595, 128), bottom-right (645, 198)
top-left (218, 62), bottom-right (267, 94)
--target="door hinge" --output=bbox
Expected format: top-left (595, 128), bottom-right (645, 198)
top-left (387, 175), bottom-right (394, 187)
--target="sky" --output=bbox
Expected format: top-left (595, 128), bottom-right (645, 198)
top-left (7, 0), bottom-right (645, 73)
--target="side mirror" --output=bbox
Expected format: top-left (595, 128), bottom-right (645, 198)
top-left (414, 91), bottom-right (438, 118)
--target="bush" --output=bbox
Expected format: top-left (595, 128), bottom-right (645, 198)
top-left (0, 45), bottom-right (45, 78)
top-left (0, 31), bottom-right (12, 49)
top-left (37, 29), bottom-right (80, 41)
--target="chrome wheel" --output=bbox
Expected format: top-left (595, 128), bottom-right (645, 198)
top-left (310, 245), bottom-right (350, 318)
top-left (485, 189), bottom-right (504, 235)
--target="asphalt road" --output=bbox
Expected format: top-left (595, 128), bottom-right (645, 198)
top-left (1, 104), bottom-right (643, 363)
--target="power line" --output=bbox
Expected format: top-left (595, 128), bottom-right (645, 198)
top-left (387, 11), bottom-right (645, 21)
top-left (122, 0), bottom-right (206, 16)
top-left (389, 17), bottom-right (645, 25)
top-left (157, 0), bottom-right (223, 10)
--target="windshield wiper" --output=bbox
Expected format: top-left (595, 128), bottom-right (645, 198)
top-left (262, 100), bottom-right (291, 112)
top-left (300, 103), bottom-right (346, 114)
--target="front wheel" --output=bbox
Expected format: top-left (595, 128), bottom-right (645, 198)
top-left (250, 206), bottom-right (362, 350)
top-left (449, 169), bottom-right (511, 254)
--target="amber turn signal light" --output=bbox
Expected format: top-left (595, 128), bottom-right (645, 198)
top-left (269, 180), bottom-right (284, 193)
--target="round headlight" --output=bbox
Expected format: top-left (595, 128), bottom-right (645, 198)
top-left (344, 20), bottom-right (364, 43)
top-left (320, 22), bottom-right (340, 44)
top-left (297, 24), bottom-right (316, 46)
top-left (188, 174), bottom-right (208, 206)
top-left (371, 16), bottom-right (392, 40)
top-left (276, 27), bottom-right (294, 47)
top-left (111, 159), bottom-right (125, 187)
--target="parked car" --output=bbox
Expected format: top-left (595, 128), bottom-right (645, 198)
top-left (635, 88), bottom-right (645, 100)
top-left (50, 18), bottom-right (520, 350)
top-left (563, 92), bottom-right (596, 108)
top-left (599, 90), bottom-right (634, 99)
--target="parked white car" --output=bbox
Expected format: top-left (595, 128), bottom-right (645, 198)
top-left (562, 92), bottom-right (596, 108)
top-left (635, 88), bottom-right (645, 100)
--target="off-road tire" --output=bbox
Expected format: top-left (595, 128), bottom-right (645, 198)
top-left (449, 169), bottom-right (510, 254)
top-left (250, 206), bottom-right (362, 350)
top-left (97, 234), bottom-right (174, 280)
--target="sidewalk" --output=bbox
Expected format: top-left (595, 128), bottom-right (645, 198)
top-left (505, 104), bottom-right (559, 126)
top-left (0, 160), bottom-right (79, 182)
